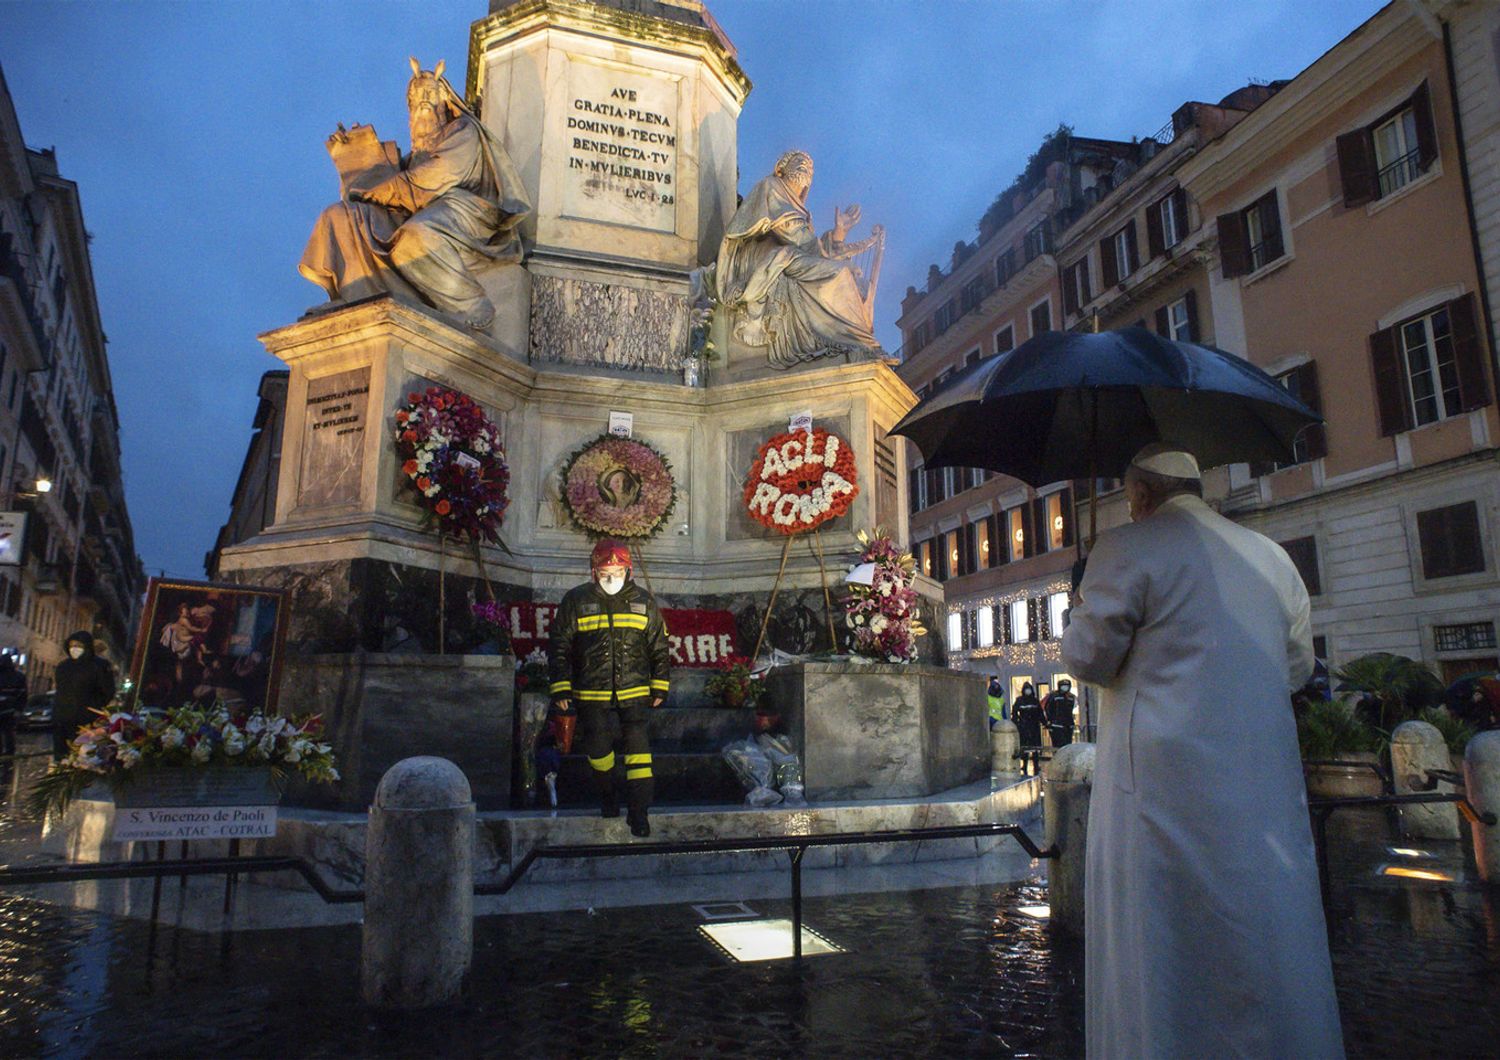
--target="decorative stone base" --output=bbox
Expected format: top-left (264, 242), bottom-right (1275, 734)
top-left (280, 653), bottom-right (514, 812)
top-left (766, 661), bottom-right (989, 799)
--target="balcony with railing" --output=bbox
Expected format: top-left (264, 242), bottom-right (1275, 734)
top-left (1377, 148), bottom-right (1422, 197)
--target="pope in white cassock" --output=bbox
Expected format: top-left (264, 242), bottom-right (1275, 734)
top-left (1062, 444), bottom-right (1343, 1059)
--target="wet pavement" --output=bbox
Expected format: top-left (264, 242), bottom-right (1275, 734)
top-left (0, 731), bottom-right (1495, 1058)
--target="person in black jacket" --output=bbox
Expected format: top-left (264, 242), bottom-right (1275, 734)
top-left (0, 655), bottom-right (25, 757)
top-left (52, 631), bottom-right (115, 758)
top-left (1042, 678), bottom-right (1077, 748)
top-left (549, 540), bottom-right (671, 837)
top-left (1013, 681), bottom-right (1043, 747)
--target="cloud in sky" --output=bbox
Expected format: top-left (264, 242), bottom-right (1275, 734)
top-left (0, 0), bottom-right (1381, 579)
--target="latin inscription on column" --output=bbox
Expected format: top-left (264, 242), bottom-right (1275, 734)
top-left (298, 366), bottom-right (370, 510)
top-left (562, 62), bottom-right (679, 233)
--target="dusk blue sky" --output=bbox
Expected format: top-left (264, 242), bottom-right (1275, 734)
top-left (2, 0), bottom-right (1381, 580)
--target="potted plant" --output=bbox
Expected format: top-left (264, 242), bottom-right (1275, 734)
top-left (1297, 698), bottom-right (1385, 799)
top-left (1332, 652), bottom-right (1442, 733)
top-left (31, 702), bottom-right (339, 818)
top-left (705, 659), bottom-right (765, 710)
top-left (470, 600), bottom-right (513, 655)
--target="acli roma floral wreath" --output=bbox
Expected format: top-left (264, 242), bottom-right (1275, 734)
top-left (744, 428), bottom-right (858, 533)
top-left (394, 387), bottom-right (510, 543)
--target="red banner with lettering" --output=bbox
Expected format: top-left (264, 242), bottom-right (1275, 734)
top-left (505, 602), bottom-right (738, 668)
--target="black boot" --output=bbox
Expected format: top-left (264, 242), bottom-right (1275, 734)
top-left (626, 776), bottom-right (653, 837)
top-left (594, 769), bottom-right (620, 819)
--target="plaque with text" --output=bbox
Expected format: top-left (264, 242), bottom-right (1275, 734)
top-left (562, 60), bottom-right (680, 233)
top-left (298, 366), bottom-right (370, 510)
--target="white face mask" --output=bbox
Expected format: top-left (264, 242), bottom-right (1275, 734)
top-left (598, 574), bottom-right (626, 596)
top-left (69, 646), bottom-right (85, 660)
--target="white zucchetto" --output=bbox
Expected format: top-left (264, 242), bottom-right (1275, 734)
top-left (1129, 443), bottom-right (1201, 480)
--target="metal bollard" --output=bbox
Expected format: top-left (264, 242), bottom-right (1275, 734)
top-left (991, 720), bottom-right (1021, 775)
top-left (1043, 742), bottom-right (1095, 936)
top-left (362, 756), bottom-right (475, 1008)
top-left (1390, 720), bottom-right (1460, 840)
top-left (1465, 731), bottom-right (1500, 883)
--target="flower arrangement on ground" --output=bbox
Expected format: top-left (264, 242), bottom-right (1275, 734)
top-left (744, 428), bottom-right (858, 533)
top-left (704, 658), bottom-right (766, 709)
top-left (844, 528), bottom-right (926, 663)
top-left (560, 434), bottom-right (678, 539)
top-left (394, 387), bottom-right (510, 543)
top-left (31, 703), bottom-right (339, 817)
top-left (515, 646), bottom-right (550, 694)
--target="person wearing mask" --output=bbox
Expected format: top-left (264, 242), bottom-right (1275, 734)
top-left (1012, 681), bottom-right (1043, 747)
top-left (986, 676), bottom-right (1007, 729)
top-left (1042, 678), bottom-right (1076, 748)
top-left (1063, 444), bottom-right (1341, 1058)
top-left (549, 540), bottom-right (672, 837)
top-left (52, 631), bottom-right (116, 759)
top-left (0, 655), bottom-right (26, 758)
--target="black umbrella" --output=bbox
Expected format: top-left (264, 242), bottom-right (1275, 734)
top-left (892, 326), bottom-right (1322, 551)
top-left (892, 326), bottom-right (1321, 487)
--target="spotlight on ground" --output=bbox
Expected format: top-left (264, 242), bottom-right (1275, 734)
top-left (699, 919), bottom-right (842, 962)
top-left (1016, 904), bottom-right (1051, 919)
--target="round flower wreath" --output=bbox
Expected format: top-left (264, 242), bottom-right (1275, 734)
top-left (393, 386), bottom-right (510, 542)
top-left (560, 434), bottom-right (678, 539)
top-left (744, 428), bottom-right (858, 534)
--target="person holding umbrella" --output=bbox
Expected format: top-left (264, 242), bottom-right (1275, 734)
top-left (1062, 444), bottom-right (1341, 1059)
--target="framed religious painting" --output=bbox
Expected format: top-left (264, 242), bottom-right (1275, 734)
top-left (127, 578), bottom-right (291, 714)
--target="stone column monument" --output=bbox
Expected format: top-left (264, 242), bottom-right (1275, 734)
top-left (216, 0), bottom-right (927, 810)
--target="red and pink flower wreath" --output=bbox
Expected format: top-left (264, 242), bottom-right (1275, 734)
top-left (393, 386), bottom-right (510, 543)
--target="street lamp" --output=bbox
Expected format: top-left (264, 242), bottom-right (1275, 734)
top-left (11, 466), bottom-right (51, 501)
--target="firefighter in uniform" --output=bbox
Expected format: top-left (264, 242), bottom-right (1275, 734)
top-left (549, 539), bottom-right (671, 837)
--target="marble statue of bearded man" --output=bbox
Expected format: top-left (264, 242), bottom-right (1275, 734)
top-left (299, 59), bottom-right (532, 331)
top-left (716, 150), bottom-right (885, 368)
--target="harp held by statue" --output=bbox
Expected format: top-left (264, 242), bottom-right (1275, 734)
top-left (837, 226), bottom-right (886, 317)
top-left (326, 124), bottom-right (401, 198)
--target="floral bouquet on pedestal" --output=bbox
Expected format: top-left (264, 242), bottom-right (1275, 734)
top-left (704, 658), bottom-right (766, 709)
top-left (31, 703), bottom-right (339, 817)
top-left (470, 599), bottom-right (513, 653)
top-left (844, 528), bottom-right (926, 663)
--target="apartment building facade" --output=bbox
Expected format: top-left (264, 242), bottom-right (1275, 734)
top-left (896, 131), bottom-right (1143, 703)
top-left (1177, 0), bottom-right (1500, 682)
top-left (0, 66), bottom-right (144, 685)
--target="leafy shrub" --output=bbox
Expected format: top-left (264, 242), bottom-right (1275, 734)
top-left (1333, 653), bottom-right (1443, 732)
top-left (1417, 707), bottom-right (1477, 756)
top-left (1297, 698), bottom-right (1384, 761)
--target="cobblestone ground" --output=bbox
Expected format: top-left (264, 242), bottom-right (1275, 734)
top-left (0, 730), bottom-right (1494, 1058)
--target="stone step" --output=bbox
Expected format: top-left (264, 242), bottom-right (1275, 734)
top-left (642, 706), bottom-right (760, 750)
top-left (251, 774), bottom-right (1043, 890)
top-left (552, 751), bottom-right (746, 806)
